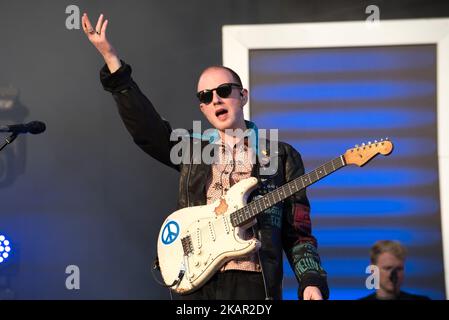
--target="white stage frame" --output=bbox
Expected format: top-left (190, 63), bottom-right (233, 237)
top-left (223, 18), bottom-right (449, 298)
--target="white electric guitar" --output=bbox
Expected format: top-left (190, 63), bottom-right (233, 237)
top-left (157, 140), bottom-right (393, 294)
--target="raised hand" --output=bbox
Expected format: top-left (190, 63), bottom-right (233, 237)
top-left (82, 13), bottom-right (121, 73)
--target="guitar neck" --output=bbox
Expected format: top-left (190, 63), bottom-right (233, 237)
top-left (230, 155), bottom-right (346, 227)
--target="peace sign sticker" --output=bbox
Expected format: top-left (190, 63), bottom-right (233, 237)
top-left (161, 221), bottom-right (180, 245)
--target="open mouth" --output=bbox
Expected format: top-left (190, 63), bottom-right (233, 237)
top-left (215, 108), bottom-right (229, 120)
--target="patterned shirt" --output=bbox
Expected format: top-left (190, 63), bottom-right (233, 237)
top-left (206, 136), bottom-right (261, 273)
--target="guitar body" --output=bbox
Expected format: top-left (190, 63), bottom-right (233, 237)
top-left (157, 177), bottom-right (260, 294)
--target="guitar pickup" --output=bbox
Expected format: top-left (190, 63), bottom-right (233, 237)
top-left (208, 221), bottom-right (216, 241)
top-left (196, 228), bottom-right (202, 249)
top-left (222, 216), bottom-right (230, 234)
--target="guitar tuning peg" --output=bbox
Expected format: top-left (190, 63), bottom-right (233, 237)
top-left (368, 141), bottom-right (372, 145)
top-left (385, 137), bottom-right (389, 141)
top-left (355, 144), bottom-right (359, 148)
top-left (380, 138), bottom-right (384, 142)
top-left (374, 140), bottom-right (378, 143)
top-left (362, 143), bottom-right (366, 146)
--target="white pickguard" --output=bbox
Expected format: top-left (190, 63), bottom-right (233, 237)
top-left (157, 177), bottom-right (260, 294)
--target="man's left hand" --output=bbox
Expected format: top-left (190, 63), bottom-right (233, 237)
top-left (303, 286), bottom-right (323, 300)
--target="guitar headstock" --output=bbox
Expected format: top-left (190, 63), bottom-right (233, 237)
top-left (344, 138), bottom-right (393, 167)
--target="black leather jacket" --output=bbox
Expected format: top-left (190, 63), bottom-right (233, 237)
top-left (100, 62), bottom-right (329, 300)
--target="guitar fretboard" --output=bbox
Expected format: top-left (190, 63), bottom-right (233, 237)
top-left (230, 155), bottom-right (346, 227)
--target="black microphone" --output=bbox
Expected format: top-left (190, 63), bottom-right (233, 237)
top-left (390, 268), bottom-right (399, 286)
top-left (0, 121), bottom-right (46, 134)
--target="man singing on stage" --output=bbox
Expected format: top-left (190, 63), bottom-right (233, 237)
top-left (82, 13), bottom-right (328, 300)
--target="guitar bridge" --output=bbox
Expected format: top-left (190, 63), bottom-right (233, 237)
top-left (181, 235), bottom-right (193, 256)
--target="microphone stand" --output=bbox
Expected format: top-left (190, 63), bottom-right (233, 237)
top-left (0, 133), bottom-right (19, 153)
top-left (390, 268), bottom-right (400, 299)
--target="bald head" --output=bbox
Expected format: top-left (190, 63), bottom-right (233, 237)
top-left (197, 66), bottom-right (242, 92)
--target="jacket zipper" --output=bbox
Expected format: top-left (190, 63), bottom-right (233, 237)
top-left (256, 239), bottom-right (270, 300)
top-left (253, 145), bottom-right (270, 300)
top-left (186, 161), bottom-right (192, 208)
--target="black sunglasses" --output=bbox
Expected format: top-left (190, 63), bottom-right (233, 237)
top-left (196, 83), bottom-right (242, 104)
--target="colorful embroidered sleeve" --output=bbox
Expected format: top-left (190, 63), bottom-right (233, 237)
top-left (281, 143), bottom-right (329, 300)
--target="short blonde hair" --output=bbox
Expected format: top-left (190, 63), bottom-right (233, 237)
top-left (370, 240), bottom-right (407, 264)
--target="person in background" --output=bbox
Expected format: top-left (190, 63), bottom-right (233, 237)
top-left (360, 240), bottom-right (430, 300)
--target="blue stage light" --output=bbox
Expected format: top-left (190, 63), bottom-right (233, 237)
top-left (0, 235), bottom-right (12, 264)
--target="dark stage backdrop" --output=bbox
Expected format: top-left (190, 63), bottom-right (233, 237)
top-left (0, 0), bottom-right (448, 299)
